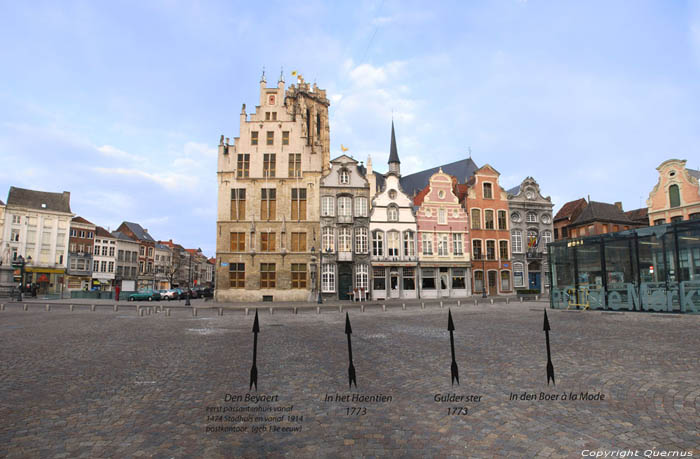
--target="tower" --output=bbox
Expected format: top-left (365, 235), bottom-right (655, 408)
top-left (388, 121), bottom-right (401, 176)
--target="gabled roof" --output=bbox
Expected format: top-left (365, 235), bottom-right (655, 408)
top-left (400, 157), bottom-right (478, 197)
top-left (120, 221), bottom-right (155, 242)
top-left (507, 185), bottom-right (521, 195)
top-left (72, 216), bottom-right (94, 225)
top-left (625, 207), bottom-right (649, 224)
top-left (111, 231), bottom-right (137, 242)
top-left (554, 198), bottom-right (587, 222)
top-left (0, 199), bottom-right (5, 206)
top-left (7, 186), bottom-right (72, 213)
top-left (388, 121), bottom-right (400, 164)
top-left (155, 243), bottom-right (171, 250)
top-left (95, 226), bottom-right (113, 238)
top-left (688, 168), bottom-right (700, 180)
top-left (572, 201), bottom-right (635, 226)
top-left (330, 154), bottom-right (358, 165)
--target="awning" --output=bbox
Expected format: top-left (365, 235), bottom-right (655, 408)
top-left (25, 267), bottom-right (65, 274)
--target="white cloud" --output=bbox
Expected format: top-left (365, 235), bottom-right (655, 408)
top-left (97, 144), bottom-right (143, 162)
top-left (93, 167), bottom-right (198, 191)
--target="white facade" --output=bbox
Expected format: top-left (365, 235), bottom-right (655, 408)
top-left (92, 231), bottom-right (117, 289)
top-left (2, 208), bottom-right (71, 268)
top-left (154, 244), bottom-right (172, 289)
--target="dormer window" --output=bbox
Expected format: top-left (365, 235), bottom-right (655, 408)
top-left (340, 169), bottom-right (350, 184)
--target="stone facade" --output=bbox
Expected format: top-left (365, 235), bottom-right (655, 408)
top-left (112, 231), bottom-right (139, 291)
top-left (507, 177), bottom-right (554, 293)
top-left (462, 166), bottom-right (513, 296)
top-left (154, 243), bottom-right (172, 290)
top-left (319, 154), bottom-right (371, 301)
top-left (369, 124), bottom-right (418, 300)
top-left (216, 73), bottom-right (330, 301)
top-left (67, 216), bottom-right (95, 291)
top-left (414, 169), bottom-right (472, 298)
top-left (92, 226), bottom-right (116, 290)
top-left (647, 159), bottom-right (700, 225)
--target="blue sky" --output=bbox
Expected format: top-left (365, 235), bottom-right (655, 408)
top-left (1, 1), bottom-right (699, 256)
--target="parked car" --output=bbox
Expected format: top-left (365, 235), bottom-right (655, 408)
top-left (128, 290), bottom-right (161, 301)
top-left (159, 289), bottom-right (178, 301)
top-left (196, 287), bottom-right (213, 298)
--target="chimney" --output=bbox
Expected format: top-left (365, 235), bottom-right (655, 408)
top-left (614, 201), bottom-right (623, 211)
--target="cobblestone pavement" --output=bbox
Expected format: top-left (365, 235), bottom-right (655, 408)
top-left (1, 303), bottom-right (698, 458)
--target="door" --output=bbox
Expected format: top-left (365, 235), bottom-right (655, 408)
top-left (488, 271), bottom-right (497, 296)
top-left (439, 269), bottom-right (450, 297)
top-left (390, 271), bottom-right (400, 298)
top-left (529, 272), bottom-right (541, 291)
top-left (338, 264), bottom-right (353, 300)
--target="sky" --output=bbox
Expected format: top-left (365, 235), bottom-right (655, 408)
top-left (1, 0), bottom-right (699, 256)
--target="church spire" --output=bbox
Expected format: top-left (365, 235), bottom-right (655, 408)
top-left (388, 121), bottom-right (400, 176)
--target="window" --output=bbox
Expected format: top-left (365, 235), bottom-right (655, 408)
top-left (669, 184), bottom-right (680, 208)
top-left (338, 227), bottom-right (352, 252)
top-left (485, 210), bottom-right (494, 229)
top-left (513, 262), bottom-right (525, 287)
top-left (356, 264), bottom-right (368, 290)
top-left (80, 231), bottom-right (86, 238)
top-left (260, 232), bottom-right (276, 252)
top-left (291, 232), bottom-right (306, 252)
top-left (453, 234), bottom-right (463, 255)
top-left (422, 268), bottom-right (436, 290)
top-left (228, 263), bottom-right (245, 288)
top-left (266, 131), bottom-right (274, 146)
top-left (438, 234), bottom-right (449, 256)
top-left (118, 250), bottom-right (124, 261)
top-left (422, 233), bottom-right (433, 255)
top-left (483, 183), bottom-right (493, 199)
top-left (322, 264), bottom-right (335, 292)
top-left (140, 246), bottom-right (145, 256)
top-left (498, 210), bottom-right (507, 230)
top-left (237, 154), bottom-right (250, 178)
top-left (403, 231), bottom-right (415, 257)
top-left (654, 219), bottom-right (665, 226)
top-left (102, 246), bottom-right (108, 256)
top-left (387, 231), bottom-right (400, 257)
top-left (542, 230), bottom-right (552, 245)
top-left (230, 232), bottom-right (245, 252)
top-left (231, 189), bottom-right (246, 220)
top-left (511, 230), bottom-right (522, 253)
top-left (356, 228), bottom-right (368, 253)
top-left (474, 271), bottom-right (484, 293)
top-left (671, 216), bottom-right (683, 223)
top-left (486, 241), bottom-right (496, 260)
top-left (372, 231), bottom-right (384, 256)
top-left (87, 232), bottom-right (94, 239)
top-left (147, 261), bottom-right (153, 272)
top-left (340, 169), bottom-right (350, 184)
top-left (438, 208), bottom-right (446, 225)
top-left (263, 153), bottom-right (276, 177)
top-left (473, 239), bottom-right (482, 260)
top-left (148, 247), bottom-right (153, 257)
top-left (690, 213), bottom-right (700, 220)
top-left (316, 113), bottom-right (321, 136)
top-left (388, 205), bottom-right (399, 222)
top-left (471, 209), bottom-right (481, 229)
top-left (322, 227), bottom-right (335, 252)
top-left (109, 247), bottom-right (115, 257)
top-left (321, 196), bottom-right (335, 217)
top-left (373, 267), bottom-right (386, 290)
top-left (260, 188), bottom-right (276, 220)
top-left (403, 267), bottom-right (415, 290)
top-left (291, 263), bottom-right (307, 288)
top-left (10, 229), bottom-right (20, 242)
top-left (452, 269), bottom-right (466, 289)
top-left (501, 271), bottom-right (511, 291)
top-left (526, 212), bottom-right (537, 223)
top-left (282, 131), bottom-right (289, 145)
top-left (288, 153), bottom-right (301, 177)
top-left (101, 261), bottom-right (107, 272)
top-left (260, 263), bottom-right (276, 288)
top-left (338, 196), bottom-right (352, 218)
top-left (13, 215), bottom-right (21, 224)
top-left (251, 131), bottom-right (258, 145)
top-left (70, 229), bottom-right (77, 237)
top-left (499, 240), bottom-right (509, 260)
top-left (354, 197), bottom-right (368, 217)
top-left (291, 188), bottom-right (306, 220)
top-left (108, 262), bottom-right (114, 273)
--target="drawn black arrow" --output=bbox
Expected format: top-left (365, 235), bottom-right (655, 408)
top-left (345, 312), bottom-right (357, 389)
top-left (543, 309), bottom-right (555, 386)
top-left (448, 309), bottom-right (459, 385)
top-left (249, 309), bottom-right (259, 391)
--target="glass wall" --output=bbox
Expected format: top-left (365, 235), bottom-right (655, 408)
top-left (549, 220), bottom-right (700, 313)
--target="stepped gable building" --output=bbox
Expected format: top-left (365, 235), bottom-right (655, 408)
top-left (462, 165), bottom-right (513, 296)
top-left (414, 169), bottom-right (471, 298)
top-left (92, 226), bottom-right (116, 291)
top-left (647, 159), bottom-right (700, 225)
top-left (215, 72), bottom-right (330, 301)
top-left (319, 154), bottom-right (371, 301)
top-left (368, 122), bottom-right (418, 300)
top-left (553, 198), bottom-right (587, 240)
top-left (3, 187), bottom-right (73, 294)
top-left (507, 177), bottom-right (554, 293)
top-left (66, 216), bottom-right (95, 291)
top-left (115, 221), bottom-right (156, 290)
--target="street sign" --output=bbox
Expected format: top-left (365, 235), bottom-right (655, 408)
top-left (649, 265), bottom-right (654, 274)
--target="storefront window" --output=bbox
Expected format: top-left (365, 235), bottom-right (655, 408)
top-left (421, 268), bottom-right (435, 290)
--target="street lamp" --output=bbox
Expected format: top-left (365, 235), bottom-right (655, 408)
top-left (15, 255), bottom-right (31, 301)
top-left (477, 247), bottom-right (487, 298)
top-left (312, 246), bottom-right (322, 304)
top-left (185, 253), bottom-right (192, 306)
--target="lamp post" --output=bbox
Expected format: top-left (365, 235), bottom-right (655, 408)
top-left (185, 253), bottom-right (192, 306)
top-left (477, 248), bottom-right (487, 298)
top-left (15, 255), bottom-right (31, 301)
top-left (316, 247), bottom-right (323, 304)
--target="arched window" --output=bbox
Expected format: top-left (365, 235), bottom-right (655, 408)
top-left (669, 184), bottom-right (681, 208)
top-left (322, 227), bottom-right (335, 252)
top-left (372, 231), bottom-right (384, 256)
top-left (388, 205), bottom-right (399, 222)
top-left (387, 231), bottom-right (400, 257)
top-left (355, 228), bottom-right (368, 253)
top-left (340, 169), bottom-right (350, 184)
top-left (526, 212), bottom-right (537, 223)
top-left (338, 227), bottom-right (352, 252)
top-left (338, 196), bottom-right (352, 217)
top-left (513, 262), bottom-right (525, 287)
top-left (403, 231), bottom-right (415, 257)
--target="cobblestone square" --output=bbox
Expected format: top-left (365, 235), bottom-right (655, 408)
top-left (1, 303), bottom-right (698, 457)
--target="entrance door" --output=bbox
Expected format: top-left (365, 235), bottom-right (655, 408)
top-left (338, 264), bottom-right (353, 300)
top-left (439, 269), bottom-right (450, 297)
top-left (390, 271), bottom-right (400, 298)
top-left (487, 271), bottom-right (497, 296)
top-left (529, 272), bottom-right (541, 291)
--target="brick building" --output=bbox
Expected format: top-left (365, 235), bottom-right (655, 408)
top-left (647, 159), bottom-right (700, 225)
top-left (115, 221), bottom-right (156, 290)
